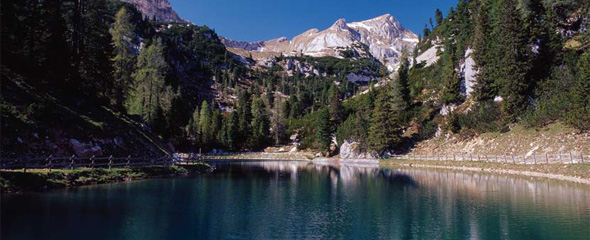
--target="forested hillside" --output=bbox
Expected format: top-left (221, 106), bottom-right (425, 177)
top-left (1, 0), bottom-right (588, 158)
top-left (290, 0), bottom-right (590, 157)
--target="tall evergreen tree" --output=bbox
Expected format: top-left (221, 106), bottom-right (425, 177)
top-left (198, 101), bottom-right (214, 147)
top-left (368, 85), bottom-right (402, 156)
top-left (393, 50), bottom-right (411, 113)
top-left (237, 89), bottom-right (253, 147)
top-left (111, 7), bottom-right (135, 109)
top-left (566, 51), bottom-right (590, 130)
top-left (435, 8), bottom-right (443, 26)
top-left (495, 0), bottom-right (530, 121)
top-left (473, 0), bottom-right (496, 101)
top-left (327, 84), bottom-right (343, 128)
top-left (128, 38), bottom-right (171, 126)
top-left (250, 98), bottom-right (270, 149)
top-left (440, 41), bottom-right (463, 104)
top-left (316, 109), bottom-right (332, 152)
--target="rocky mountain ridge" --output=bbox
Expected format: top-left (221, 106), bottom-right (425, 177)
top-left (223, 14), bottom-right (419, 71)
top-left (120, 0), bottom-right (185, 23)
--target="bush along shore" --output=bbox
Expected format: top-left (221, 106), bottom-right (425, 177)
top-left (0, 164), bottom-right (212, 194)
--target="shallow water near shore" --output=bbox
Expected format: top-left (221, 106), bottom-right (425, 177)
top-left (2, 160), bottom-right (589, 239)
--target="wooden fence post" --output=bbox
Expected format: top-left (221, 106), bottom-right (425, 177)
top-left (545, 153), bottom-right (549, 164)
top-left (126, 155), bottom-right (131, 168)
top-left (511, 155), bottom-right (516, 164)
top-left (46, 155), bottom-right (53, 172)
top-left (533, 154), bottom-right (537, 164)
top-left (90, 155), bottom-right (95, 169)
top-left (70, 155), bottom-right (75, 170)
top-left (581, 154), bottom-right (584, 164)
top-left (570, 152), bottom-right (574, 164)
top-left (108, 155), bottom-right (113, 169)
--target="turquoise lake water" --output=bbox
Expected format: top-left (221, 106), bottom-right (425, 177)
top-left (2, 160), bottom-right (589, 239)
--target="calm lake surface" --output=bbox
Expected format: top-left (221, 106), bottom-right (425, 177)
top-left (2, 160), bottom-right (589, 239)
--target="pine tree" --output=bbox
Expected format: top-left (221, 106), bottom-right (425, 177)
top-left (423, 24), bottom-right (431, 38)
top-left (495, 0), bottom-right (530, 121)
top-left (250, 98), bottom-right (270, 149)
top-left (435, 8), bottom-right (443, 26)
top-left (187, 105), bottom-right (200, 143)
top-left (272, 97), bottom-right (286, 146)
top-left (393, 50), bottom-right (411, 113)
top-left (473, 0), bottom-right (496, 101)
top-left (198, 101), bottom-right (212, 145)
top-left (227, 111), bottom-right (240, 151)
top-left (566, 52), bottom-right (590, 130)
top-left (440, 41), bottom-right (463, 104)
top-left (328, 84), bottom-right (343, 128)
top-left (111, 7), bottom-right (135, 109)
top-left (368, 85), bottom-right (402, 156)
top-left (128, 38), bottom-right (170, 126)
top-left (237, 89), bottom-right (252, 147)
top-left (316, 109), bottom-right (332, 152)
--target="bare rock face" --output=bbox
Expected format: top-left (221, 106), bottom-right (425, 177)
top-left (340, 141), bottom-right (375, 159)
top-left (121, 0), bottom-right (184, 23)
top-left (224, 14), bottom-right (418, 71)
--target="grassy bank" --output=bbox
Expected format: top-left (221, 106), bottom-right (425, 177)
top-left (0, 164), bottom-right (211, 194)
top-left (381, 159), bottom-right (590, 184)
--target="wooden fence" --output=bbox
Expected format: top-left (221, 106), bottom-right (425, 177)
top-left (389, 153), bottom-right (588, 165)
top-left (0, 154), bottom-right (202, 171)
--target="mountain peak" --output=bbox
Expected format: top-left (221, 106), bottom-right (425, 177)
top-left (368, 13), bottom-right (399, 25)
top-left (121, 0), bottom-right (185, 23)
top-left (330, 18), bottom-right (349, 31)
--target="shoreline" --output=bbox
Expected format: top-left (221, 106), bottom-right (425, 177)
top-left (380, 159), bottom-right (590, 184)
top-left (204, 153), bottom-right (590, 184)
top-left (0, 164), bottom-right (212, 194)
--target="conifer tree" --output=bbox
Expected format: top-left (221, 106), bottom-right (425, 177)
top-left (111, 7), bottom-right (135, 109)
top-left (567, 52), bottom-right (590, 130)
top-left (473, 0), bottom-right (496, 101)
top-left (435, 8), bottom-right (443, 26)
top-left (441, 41), bottom-right (463, 104)
top-left (393, 50), bottom-right (411, 113)
top-left (199, 101), bottom-right (213, 146)
top-left (237, 89), bottom-right (252, 146)
top-left (368, 85), bottom-right (402, 156)
top-left (187, 105), bottom-right (200, 143)
top-left (495, 0), bottom-right (530, 121)
top-left (316, 109), bottom-right (332, 152)
top-left (250, 98), bottom-right (270, 149)
top-left (128, 38), bottom-right (171, 126)
top-left (328, 84), bottom-right (343, 128)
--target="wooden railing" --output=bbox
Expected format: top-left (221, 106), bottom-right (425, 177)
top-left (0, 154), bottom-right (203, 171)
top-left (388, 153), bottom-right (588, 165)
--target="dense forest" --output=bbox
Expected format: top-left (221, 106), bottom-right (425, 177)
top-left (1, 0), bottom-right (588, 158)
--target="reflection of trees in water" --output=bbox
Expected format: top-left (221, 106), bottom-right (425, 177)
top-left (209, 160), bottom-right (590, 239)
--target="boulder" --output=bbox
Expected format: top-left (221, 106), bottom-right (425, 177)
top-left (339, 140), bottom-right (375, 159)
top-left (69, 139), bottom-right (103, 157)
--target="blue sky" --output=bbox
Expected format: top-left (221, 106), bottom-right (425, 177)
top-left (168, 0), bottom-right (459, 42)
